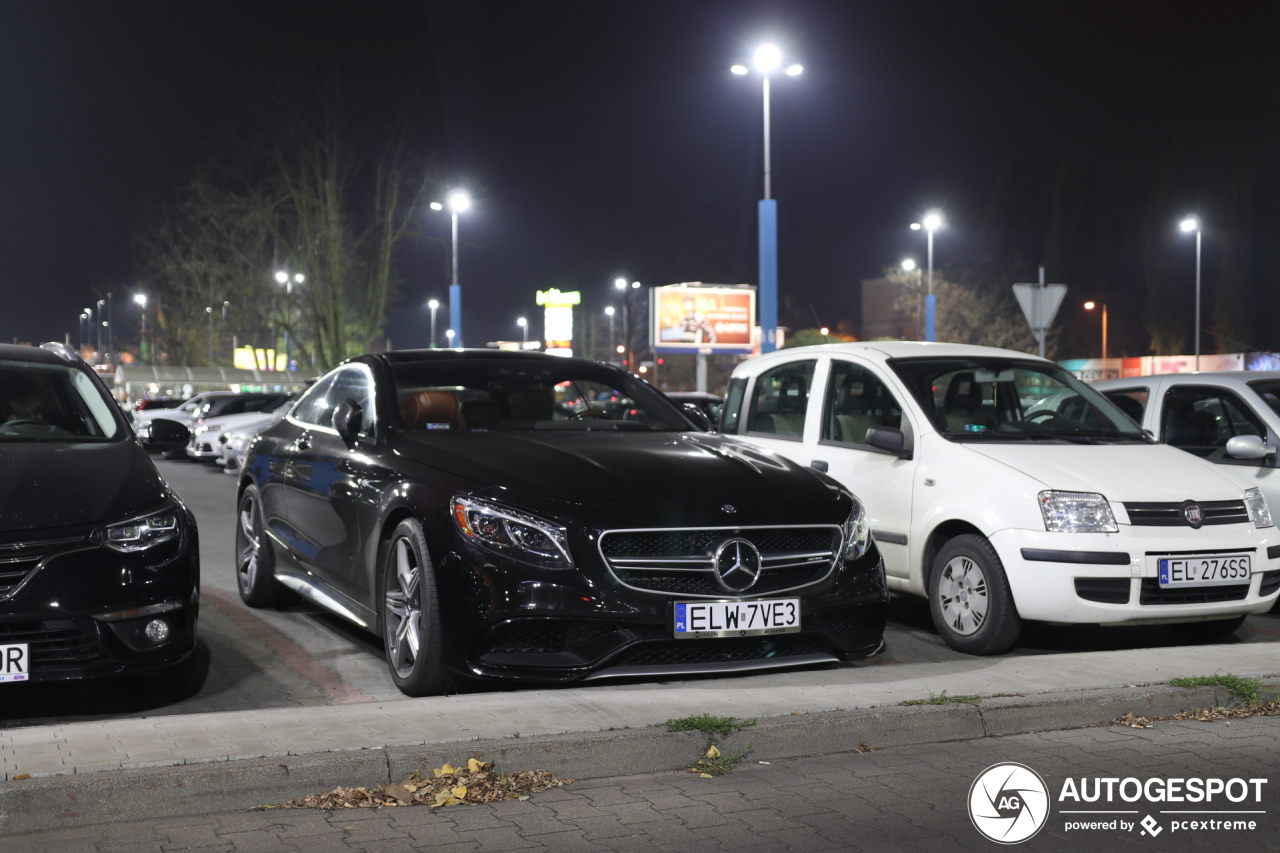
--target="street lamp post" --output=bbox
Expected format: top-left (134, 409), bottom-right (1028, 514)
top-left (445, 328), bottom-right (455, 347)
top-left (910, 211), bottom-right (944, 342)
top-left (901, 258), bottom-right (924, 340)
top-left (614, 278), bottom-right (641, 368)
top-left (1180, 216), bottom-right (1202, 371)
top-left (516, 316), bottom-right (528, 346)
top-left (1084, 301), bottom-right (1108, 360)
top-left (96, 299), bottom-right (105, 358)
top-left (732, 45), bottom-right (802, 354)
top-left (428, 299), bottom-right (439, 348)
top-left (430, 191), bottom-right (471, 347)
top-left (604, 306), bottom-right (616, 362)
top-left (134, 294), bottom-right (148, 363)
top-left (275, 271), bottom-right (304, 370)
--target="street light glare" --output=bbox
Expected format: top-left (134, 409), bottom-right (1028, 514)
top-left (614, 277), bottom-right (627, 289)
top-left (910, 223), bottom-right (922, 231)
top-left (429, 201), bottom-right (443, 211)
top-left (901, 258), bottom-right (917, 272)
top-left (1084, 301), bottom-right (1096, 310)
top-left (604, 306), bottom-right (615, 316)
top-left (753, 44), bottom-right (782, 72)
top-left (446, 329), bottom-right (455, 339)
top-left (631, 281), bottom-right (640, 289)
top-left (923, 211), bottom-right (944, 231)
top-left (1180, 216), bottom-right (1199, 233)
top-left (616, 345), bottom-right (625, 354)
top-left (133, 293), bottom-right (147, 307)
top-left (428, 299), bottom-right (439, 309)
top-left (274, 271), bottom-right (288, 284)
top-left (731, 64), bottom-right (748, 75)
top-left (516, 317), bottom-right (527, 327)
top-left (785, 64), bottom-right (803, 76)
top-left (294, 273), bottom-right (305, 283)
top-left (819, 327), bottom-right (829, 336)
top-left (448, 191), bottom-right (471, 212)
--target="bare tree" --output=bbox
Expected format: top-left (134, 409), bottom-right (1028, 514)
top-left (887, 267), bottom-right (1044, 354)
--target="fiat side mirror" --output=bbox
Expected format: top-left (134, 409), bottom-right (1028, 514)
top-left (1226, 434), bottom-right (1276, 460)
top-left (866, 425), bottom-right (910, 458)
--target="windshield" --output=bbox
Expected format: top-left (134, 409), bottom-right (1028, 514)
top-left (1248, 380), bottom-right (1280, 418)
top-left (888, 356), bottom-right (1147, 443)
top-left (0, 360), bottom-right (123, 442)
top-left (389, 358), bottom-right (691, 432)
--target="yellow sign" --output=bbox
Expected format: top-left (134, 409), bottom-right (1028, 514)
top-left (535, 289), bottom-right (581, 307)
top-left (233, 346), bottom-right (288, 371)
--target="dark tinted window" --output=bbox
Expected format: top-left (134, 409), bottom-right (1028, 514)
top-left (720, 377), bottom-right (747, 434)
top-left (0, 360), bottom-right (121, 441)
top-left (1162, 386), bottom-right (1265, 461)
top-left (291, 375), bottom-right (336, 427)
top-left (388, 358), bottom-right (689, 432)
top-left (822, 360), bottom-right (906, 446)
top-left (1248, 380), bottom-right (1280, 418)
top-left (1101, 388), bottom-right (1148, 424)
top-left (747, 361), bottom-right (815, 438)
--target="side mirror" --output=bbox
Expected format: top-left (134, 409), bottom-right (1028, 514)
top-left (866, 425), bottom-right (909, 458)
top-left (681, 403), bottom-right (714, 432)
top-left (332, 398), bottom-right (364, 445)
top-left (1226, 434), bottom-right (1276, 460)
top-left (147, 418), bottom-right (190, 452)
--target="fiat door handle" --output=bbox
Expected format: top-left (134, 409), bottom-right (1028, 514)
top-left (810, 460), bottom-right (829, 472)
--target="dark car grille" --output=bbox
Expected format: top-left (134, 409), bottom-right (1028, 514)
top-left (0, 621), bottom-right (105, 669)
top-left (1074, 578), bottom-right (1132, 604)
top-left (480, 620), bottom-right (619, 655)
top-left (599, 526), bottom-right (840, 598)
top-left (1259, 571), bottom-right (1280, 597)
top-left (0, 536), bottom-right (85, 598)
top-left (603, 634), bottom-right (838, 668)
top-left (1139, 578), bottom-right (1250, 605)
top-left (1124, 501), bottom-right (1249, 527)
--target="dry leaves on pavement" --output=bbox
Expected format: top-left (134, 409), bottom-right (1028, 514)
top-left (1113, 700), bottom-right (1280, 728)
top-left (254, 758), bottom-right (572, 811)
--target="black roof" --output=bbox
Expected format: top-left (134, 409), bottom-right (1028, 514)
top-left (0, 343), bottom-right (69, 365)
top-left (373, 348), bottom-right (616, 370)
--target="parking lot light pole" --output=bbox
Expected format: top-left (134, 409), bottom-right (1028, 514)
top-left (428, 299), bottom-right (439, 348)
top-left (910, 211), bottom-right (944, 342)
top-left (1084, 301), bottom-right (1108, 360)
top-left (430, 191), bottom-right (471, 348)
top-left (1180, 216), bottom-right (1202, 371)
top-left (733, 45), bottom-right (802, 354)
top-left (516, 316), bottom-right (528, 346)
top-left (901, 258), bottom-right (923, 339)
top-left (445, 328), bottom-right (455, 348)
top-left (604, 306), bottom-right (616, 361)
top-left (133, 293), bottom-right (148, 363)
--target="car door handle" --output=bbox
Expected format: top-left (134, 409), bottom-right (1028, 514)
top-left (292, 434), bottom-right (311, 452)
top-left (810, 460), bottom-right (829, 472)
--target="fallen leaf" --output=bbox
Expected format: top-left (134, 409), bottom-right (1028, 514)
top-left (467, 758), bottom-right (483, 773)
top-left (383, 783), bottom-right (413, 805)
top-left (699, 773), bottom-right (714, 779)
top-left (518, 795), bottom-right (530, 801)
top-left (11, 774), bottom-right (30, 781)
top-left (452, 785), bottom-right (468, 799)
top-left (706, 745), bottom-right (721, 759)
top-left (434, 763), bottom-right (456, 778)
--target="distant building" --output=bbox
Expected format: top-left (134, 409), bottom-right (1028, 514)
top-left (860, 278), bottom-right (919, 341)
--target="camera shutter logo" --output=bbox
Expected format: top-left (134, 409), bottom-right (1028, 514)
top-left (968, 762), bottom-right (1050, 844)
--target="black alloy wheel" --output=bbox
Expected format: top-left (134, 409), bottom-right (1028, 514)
top-left (928, 534), bottom-right (1022, 655)
top-left (381, 519), bottom-right (454, 696)
top-left (235, 485), bottom-right (277, 607)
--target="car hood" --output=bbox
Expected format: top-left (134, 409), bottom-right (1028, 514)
top-left (962, 442), bottom-right (1250, 502)
top-left (393, 430), bottom-right (839, 508)
top-left (0, 439), bottom-right (168, 534)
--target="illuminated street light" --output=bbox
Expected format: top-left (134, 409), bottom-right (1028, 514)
top-left (901, 258), bottom-right (916, 272)
top-left (516, 316), bottom-right (528, 346)
top-left (274, 271), bottom-right (288, 284)
top-left (445, 328), bottom-right (455, 346)
top-left (429, 202), bottom-right (443, 211)
top-left (429, 192), bottom-right (472, 346)
top-left (448, 190), bottom-right (471, 212)
top-left (427, 299), bottom-right (440, 348)
top-left (1084, 301), bottom-right (1108, 360)
top-left (614, 278), bottom-right (640, 366)
top-left (910, 210), bottom-right (945, 341)
top-left (133, 294), bottom-right (148, 364)
top-left (733, 43), bottom-right (802, 354)
top-left (1179, 215), bottom-right (1202, 370)
top-left (604, 306), bottom-right (616, 360)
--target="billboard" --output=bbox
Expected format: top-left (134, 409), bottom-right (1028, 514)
top-left (536, 288), bottom-right (580, 356)
top-left (651, 283), bottom-right (756, 354)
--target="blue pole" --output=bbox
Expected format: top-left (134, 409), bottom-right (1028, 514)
top-left (759, 199), bottom-right (778, 352)
top-left (449, 283), bottom-right (462, 348)
top-left (925, 294), bottom-right (936, 343)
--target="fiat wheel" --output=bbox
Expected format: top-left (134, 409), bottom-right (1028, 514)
top-left (928, 534), bottom-right (1022, 655)
top-left (235, 485), bottom-right (278, 607)
top-left (381, 519), bottom-right (454, 696)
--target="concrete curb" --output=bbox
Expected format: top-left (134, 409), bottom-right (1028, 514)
top-left (4, 677), bottom-right (1275, 836)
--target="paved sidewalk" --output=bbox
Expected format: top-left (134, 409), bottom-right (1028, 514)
top-left (3, 641), bottom-right (1278, 780)
top-left (5, 715), bottom-right (1278, 852)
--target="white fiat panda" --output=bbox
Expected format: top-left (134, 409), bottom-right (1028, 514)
top-left (723, 342), bottom-right (1280, 654)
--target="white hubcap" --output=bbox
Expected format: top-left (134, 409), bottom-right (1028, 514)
top-left (938, 556), bottom-right (989, 637)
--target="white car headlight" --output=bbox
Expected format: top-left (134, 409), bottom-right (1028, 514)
top-left (1244, 488), bottom-right (1274, 528)
top-left (98, 506), bottom-right (181, 553)
top-left (1038, 490), bottom-right (1118, 533)
top-left (451, 496), bottom-right (573, 570)
top-left (193, 423), bottom-right (223, 436)
top-left (843, 498), bottom-right (871, 561)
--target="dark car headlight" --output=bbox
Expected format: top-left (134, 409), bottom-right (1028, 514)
top-left (96, 505), bottom-right (181, 553)
top-left (842, 498), bottom-right (871, 561)
top-left (451, 496), bottom-right (573, 570)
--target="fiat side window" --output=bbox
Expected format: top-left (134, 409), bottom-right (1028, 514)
top-left (747, 361), bottom-right (815, 439)
top-left (1162, 386), bottom-right (1265, 461)
top-left (822, 360), bottom-right (905, 447)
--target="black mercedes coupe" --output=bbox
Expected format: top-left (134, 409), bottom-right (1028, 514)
top-left (237, 349), bottom-right (886, 695)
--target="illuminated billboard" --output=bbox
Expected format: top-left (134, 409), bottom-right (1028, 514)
top-left (651, 283), bottom-right (756, 353)
top-left (536, 288), bottom-right (580, 356)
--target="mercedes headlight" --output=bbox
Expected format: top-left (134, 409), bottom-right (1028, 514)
top-left (843, 498), bottom-right (872, 561)
top-left (1038, 490), bottom-right (1118, 533)
top-left (451, 496), bottom-right (573, 570)
top-left (1244, 488), bottom-right (1274, 528)
top-left (97, 505), bottom-right (181, 553)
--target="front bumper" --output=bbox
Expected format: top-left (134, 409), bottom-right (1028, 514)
top-left (438, 539), bottom-right (888, 684)
top-left (990, 525), bottom-right (1280, 624)
top-left (0, 519), bottom-right (200, 682)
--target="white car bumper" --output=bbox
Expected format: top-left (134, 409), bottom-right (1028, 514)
top-left (989, 525), bottom-right (1280, 624)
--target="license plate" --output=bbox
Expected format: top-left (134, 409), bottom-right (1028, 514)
top-left (0, 643), bottom-right (29, 684)
top-left (674, 599), bottom-right (800, 639)
top-left (1159, 554), bottom-right (1252, 588)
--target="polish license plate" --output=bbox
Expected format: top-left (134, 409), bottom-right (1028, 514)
top-left (674, 599), bottom-right (800, 639)
top-left (1158, 554), bottom-right (1252, 588)
top-left (0, 643), bottom-right (29, 684)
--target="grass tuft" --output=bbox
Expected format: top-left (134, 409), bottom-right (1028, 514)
top-left (1170, 674), bottom-right (1262, 704)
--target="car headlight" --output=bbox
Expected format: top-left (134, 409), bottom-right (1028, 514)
top-left (193, 423), bottom-right (222, 436)
top-left (1244, 488), bottom-right (1274, 528)
top-left (843, 498), bottom-right (872, 561)
top-left (97, 506), bottom-right (181, 553)
top-left (451, 496), bottom-right (573, 570)
top-left (1038, 490), bottom-right (1118, 533)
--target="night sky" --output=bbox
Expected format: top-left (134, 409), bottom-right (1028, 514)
top-left (1, 1), bottom-right (1273, 354)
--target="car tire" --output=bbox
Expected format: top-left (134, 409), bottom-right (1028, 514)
top-left (1167, 616), bottom-right (1246, 641)
top-left (380, 519), bottom-right (455, 697)
top-left (235, 485), bottom-right (278, 607)
top-left (928, 534), bottom-right (1022, 655)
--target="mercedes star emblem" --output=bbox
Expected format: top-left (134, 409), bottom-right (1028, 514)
top-left (712, 538), bottom-right (762, 593)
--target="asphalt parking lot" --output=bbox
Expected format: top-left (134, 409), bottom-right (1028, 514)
top-left (4, 456), bottom-right (1279, 729)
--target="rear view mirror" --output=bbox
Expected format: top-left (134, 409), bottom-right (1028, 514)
top-left (866, 426), bottom-right (909, 458)
top-left (974, 368), bottom-right (1015, 383)
top-left (1226, 434), bottom-right (1276, 460)
top-left (332, 398), bottom-right (364, 445)
top-left (681, 403), bottom-right (714, 432)
top-left (146, 418), bottom-right (190, 452)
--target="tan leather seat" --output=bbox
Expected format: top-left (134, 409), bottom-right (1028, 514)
top-left (400, 390), bottom-right (462, 429)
